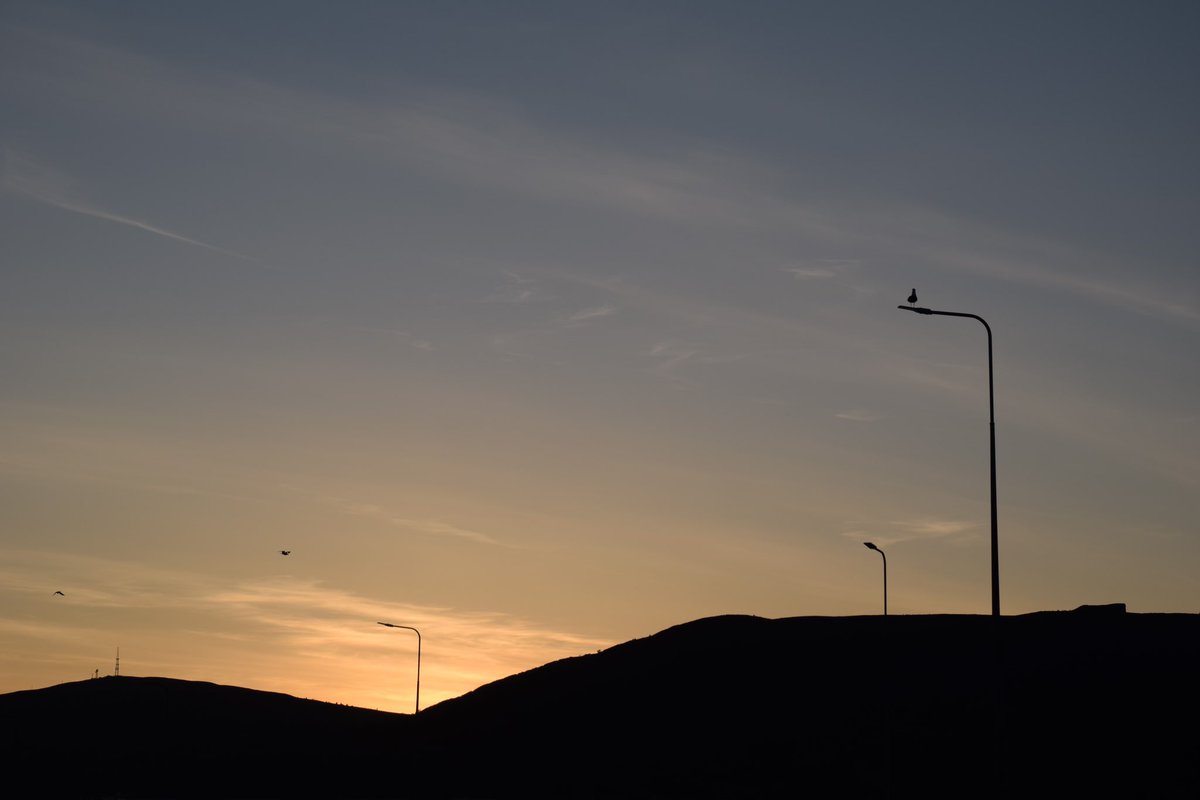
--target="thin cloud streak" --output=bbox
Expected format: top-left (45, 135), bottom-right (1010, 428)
top-left (944, 246), bottom-right (1199, 324)
top-left (894, 519), bottom-right (975, 537)
top-left (352, 326), bottom-right (434, 351)
top-left (643, 340), bottom-right (744, 383)
top-left (787, 268), bottom-right (837, 279)
top-left (842, 519), bottom-right (976, 547)
top-left (2, 27), bottom-right (837, 234)
top-left (785, 259), bottom-right (860, 281)
top-left (344, 503), bottom-right (508, 547)
top-left (646, 340), bottom-right (699, 375)
top-left (835, 410), bottom-right (883, 423)
top-left (39, 195), bottom-right (257, 262)
top-left (485, 270), bottom-right (547, 303)
top-left (872, 203), bottom-right (1200, 325)
top-left (566, 304), bottom-right (617, 324)
top-left (2, 148), bottom-right (257, 262)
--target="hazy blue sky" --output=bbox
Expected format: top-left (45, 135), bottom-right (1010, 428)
top-left (2, 1), bottom-right (1197, 711)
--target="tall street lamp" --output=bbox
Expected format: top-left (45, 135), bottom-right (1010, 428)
top-left (897, 292), bottom-right (1000, 616)
top-left (863, 542), bottom-right (887, 615)
top-left (377, 622), bottom-right (422, 714)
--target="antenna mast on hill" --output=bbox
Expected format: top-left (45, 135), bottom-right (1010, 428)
top-left (114, 647), bottom-right (120, 677)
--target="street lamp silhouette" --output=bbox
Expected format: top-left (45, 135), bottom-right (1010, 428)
top-left (863, 542), bottom-right (887, 615)
top-left (897, 292), bottom-right (1000, 616)
top-left (377, 622), bottom-right (422, 714)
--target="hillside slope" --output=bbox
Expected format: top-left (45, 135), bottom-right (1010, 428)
top-left (3, 609), bottom-right (1197, 798)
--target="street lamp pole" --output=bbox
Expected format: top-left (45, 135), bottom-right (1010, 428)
top-left (377, 622), bottom-right (422, 714)
top-left (863, 542), bottom-right (888, 615)
top-left (898, 299), bottom-right (1000, 616)
top-left (859, 542), bottom-right (888, 618)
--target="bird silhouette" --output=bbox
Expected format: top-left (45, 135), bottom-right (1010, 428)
top-left (53, 590), bottom-right (65, 596)
top-left (907, 288), bottom-right (918, 306)
top-left (280, 550), bottom-right (291, 556)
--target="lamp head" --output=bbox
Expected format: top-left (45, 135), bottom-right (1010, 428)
top-left (864, 542), bottom-right (879, 552)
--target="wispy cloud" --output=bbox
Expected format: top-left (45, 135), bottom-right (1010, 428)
top-left (344, 503), bottom-right (507, 547)
top-left (835, 409), bottom-right (883, 422)
top-left (646, 340), bottom-right (699, 375)
top-left (894, 519), bottom-right (975, 538)
top-left (485, 270), bottom-right (547, 303)
top-left (545, 270), bottom-right (871, 353)
top-left (869, 202), bottom-right (1200, 325)
top-left (2, 148), bottom-right (257, 262)
top-left (787, 268), bottom-right (837, 279)
top-left (1, 27), bottom-right (839, 236)
top-left (640, 339), bottom-right (747, 389)
top-left (352, 326), bottom-right (433, 351)
top-left (842, 519), bottom-right (976, 547)
top-left (8, 27), bottom-right (1195, 327)
top-left (945, 246), bottom-right (1198, 324)
top-left (566, 304), bottom-right (617, 324)
top-left (785, 259), bottom-right (860, 280)
top-left (482, 292), bottom-right (618, 362)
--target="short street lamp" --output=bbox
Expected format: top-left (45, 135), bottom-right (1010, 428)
top-left (377, 622), bottom-right (422, 714)
top-left (864, 542), bottom-right (888, 616)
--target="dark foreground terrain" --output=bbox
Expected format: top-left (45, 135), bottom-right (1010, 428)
top-left (2, 607), bottom-right (1197, 798)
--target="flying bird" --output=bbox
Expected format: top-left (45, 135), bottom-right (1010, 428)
top-left (907, 288), bottom-right (918, 306)
top-left (53, 591), bottom-right (65, 596)
top-left (280, 550), bottom-right (291, 556)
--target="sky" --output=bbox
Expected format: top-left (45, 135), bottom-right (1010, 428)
top-left (2, 1), bottom-right (1197, 712)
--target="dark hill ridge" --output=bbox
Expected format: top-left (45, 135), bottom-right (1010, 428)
top-left (2, 674), bottom-right (409, 746)
top-left (3, 609), bottom-right (1198, 798)
top-left (0, 675), bottom-right (411, 798)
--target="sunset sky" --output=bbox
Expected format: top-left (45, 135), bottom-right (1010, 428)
top-left (2, 1), bottom-right (1197, 712)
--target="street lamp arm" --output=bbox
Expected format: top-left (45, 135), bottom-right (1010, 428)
top-left (898, 306), bottom-right (993, 419)
top-left (898, 305), bottom-right (991, 333)
top-left (378, 622), bottom-right (421, 640)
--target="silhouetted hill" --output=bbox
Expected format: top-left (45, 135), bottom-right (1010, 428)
top-left (4, 609), bottom-right (1198, 798)
top-left (0, 675), bottom-right (410, 797)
